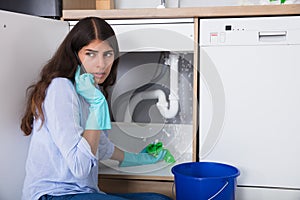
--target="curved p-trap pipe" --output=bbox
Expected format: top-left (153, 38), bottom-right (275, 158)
top-left (124, 53), bottom-right (180, 123)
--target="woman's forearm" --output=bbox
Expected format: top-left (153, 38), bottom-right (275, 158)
top-left (83, 130), bottom-right (101, 155)
top-left (110, 146), bottom-right (125, 162)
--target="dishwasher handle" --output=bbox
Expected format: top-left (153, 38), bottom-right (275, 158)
top-left (258, 31), bottom-right (287, 42)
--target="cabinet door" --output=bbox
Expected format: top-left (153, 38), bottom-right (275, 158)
top-left (0, 10), bottom-right (69, 200)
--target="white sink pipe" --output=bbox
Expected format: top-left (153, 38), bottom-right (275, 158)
top-left (124, 53), bottom-right (179, 122)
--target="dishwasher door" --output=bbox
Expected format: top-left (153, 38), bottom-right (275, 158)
top-left (199, 16), bottom-right (300, 199)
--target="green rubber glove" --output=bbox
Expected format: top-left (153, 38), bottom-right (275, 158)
top-left (75, 66), bottom-right (111, 130)
top-left (145, 142), bottom-right (176, 164)
top-left (120, 150), bottom-right (167, 167)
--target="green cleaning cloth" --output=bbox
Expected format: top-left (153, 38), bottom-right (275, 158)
top-left (146, 142), bottom-right (176, 164)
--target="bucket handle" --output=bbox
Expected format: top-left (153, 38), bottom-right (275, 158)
top-left (208, 181), bottom-right (228, 200)
top-left (172, 181), bottom-right (228, 200)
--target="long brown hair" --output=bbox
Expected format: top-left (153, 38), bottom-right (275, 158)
top-left (21, 17), bottom-right (119, 136)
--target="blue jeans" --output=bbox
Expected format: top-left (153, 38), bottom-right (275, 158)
top-left (39, 193), bottom-right (173, 200)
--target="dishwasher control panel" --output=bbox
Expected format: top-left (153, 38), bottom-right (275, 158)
top-left (200, 16), bottom-right (300, 46)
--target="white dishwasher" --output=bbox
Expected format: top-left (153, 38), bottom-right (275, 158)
top-left (199, 16), bottom-right (300, 199)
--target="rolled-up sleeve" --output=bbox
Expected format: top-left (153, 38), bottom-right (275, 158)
top-left (98, 131), bottom-right (114, 160)
top-left (44, 78), bottom-right (97, 179)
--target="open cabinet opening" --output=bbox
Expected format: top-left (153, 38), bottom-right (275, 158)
top-left (100, 51), bottom-right (195, 177)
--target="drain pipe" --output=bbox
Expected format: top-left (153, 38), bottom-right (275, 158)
top-left (124, 53), bottom-right (179, 122)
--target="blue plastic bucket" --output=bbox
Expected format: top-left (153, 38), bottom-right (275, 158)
top-left (172, 162), bottom-right (240, 200)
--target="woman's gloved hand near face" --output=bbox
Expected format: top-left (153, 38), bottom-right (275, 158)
top-left (119, 149), bottom-right (167, 167)
top-left (75, 66), bottom-right (111, 130)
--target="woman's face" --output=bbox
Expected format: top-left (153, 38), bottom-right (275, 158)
top-left (78, 39), bottom-right (115, 84)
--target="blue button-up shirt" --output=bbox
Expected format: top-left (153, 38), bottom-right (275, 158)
top-left (22, 78), bottom-right (114, 200)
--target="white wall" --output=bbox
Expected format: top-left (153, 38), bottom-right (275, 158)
top-left (114, 0), bottom-right (300, 8)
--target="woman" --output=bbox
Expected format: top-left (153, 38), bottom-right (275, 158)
top-left (21, 17), bottom-right (171, 200)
